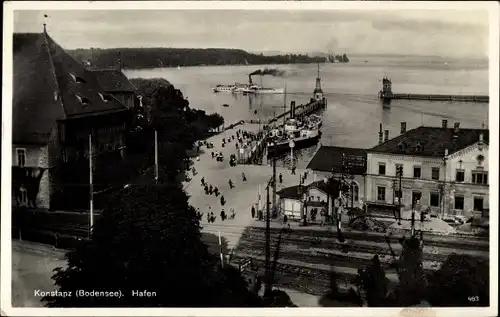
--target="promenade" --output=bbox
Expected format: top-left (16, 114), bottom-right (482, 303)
top-left (183, 123), bottom-right (309, 249)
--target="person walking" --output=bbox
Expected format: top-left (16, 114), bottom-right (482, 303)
top-left (214, 187), bottom-right (219, 197)
top-left (228, 179), bottom-right (234, 189)
top-left (251, 205), bottom-right (256, 218)
top-left (201, 177), bottom-right (205, 186)
top-left (230, 208), bottom-right (235, 219)
top-left (220, 195), bottom-right (226, 206)
top-left (220, 209), bottom-right (226, 222)
top-left (209, 185), bottom-right (213, 195)
top-left (283, 214), bottom-right (288, 225)
top-left (291, 166), bottom-right (296, 175)
top-left (242, 172), bottom-right (247, 182)
top-left (279, 173), bottom-right (283, 184)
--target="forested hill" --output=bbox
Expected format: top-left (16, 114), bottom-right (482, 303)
top-left (68, 47), bottom-right (328, 69)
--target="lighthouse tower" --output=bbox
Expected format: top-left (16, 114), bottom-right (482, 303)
top-left (313, 62), bottom-right (324, 101)
top-left (380, 76), bottom-right (393, 99)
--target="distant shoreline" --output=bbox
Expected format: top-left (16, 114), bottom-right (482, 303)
top-left (69, 47), bottom-right (350, 70)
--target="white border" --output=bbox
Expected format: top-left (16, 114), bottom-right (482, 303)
top-left (2, 2), bottom-right (499, 316)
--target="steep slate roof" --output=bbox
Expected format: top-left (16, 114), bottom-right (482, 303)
top-left (306, 146), bottom-right (367, 175)
top-left (369, 126), bottom-right (489, 157)
top-left (13, 31), bottom-right (128, 144)
top-left (90, 69), bottom-right (136, 92)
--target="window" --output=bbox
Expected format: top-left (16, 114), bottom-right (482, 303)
top-left (70, 73), bottom-right (87, 84)
top-left (75, 94), bottom-right (91, 106)
top-left (431, 167), bottom-right (440, 180)
top-left (472, 171), bottom-right (488, 185)
top-left (317, 196), bottom-right (320, 201)
top-left (16, 148), bottom-right (26, 167)
top-left (59, 124), bottom-right (65, 142)
top-left (394, 190), bottom-right (402, 202)
top-left (352, 183), bottom-right (359, 201)
top-left (413, 166), bottom-right (421, 178)
top-left (455, 169), bottom-right (465, 182)
top-left (396, 164), bottom-right (403, 176)
top-left (61, 149), bottom-right (67, 163)
top-left (430, 192), bottom-right (440, 207)
top-left (454, 196), bottom-right (464, 210)
top-left (378, 163), bottom-right (386, 175)
top-left (412, 191), bottom-right (422, 205)
top-left (99, 93), bottom-right (112, 103)
top-left (473, 197), bottom-right (484, 211)
top-left (377, 186), bottom-right (386, 201)
top-left (19, 187), bottom-right (28, 206)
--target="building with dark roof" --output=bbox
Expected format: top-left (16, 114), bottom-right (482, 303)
top-left (306, 145), bottom-right (367, 211)
top-left (12, 27), bottom-right (132, 210)
top-left (276, 179), bottom-right (341, 221)
top-left (89, 68), bottom-right (136, 108)
top-left (366, 121), bottom-right (489, 220)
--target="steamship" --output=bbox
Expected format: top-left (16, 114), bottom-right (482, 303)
top-left (266, 116), bottom-right (321, 156)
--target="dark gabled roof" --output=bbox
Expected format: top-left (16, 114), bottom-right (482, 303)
top-left (90, 69), bottom-right (136, 92)
top-left (277, 180), bottom-right (338, 200)
top-left (13, 32), bottom-right (128, 144)
top-left (306, 146), bottom-right (367, 175)
top-left (277, 185), bottom-right (302, 200)
top-left (369, 127), bottom-right (489, 157)
top-left (13, 33), bottom-right (64, 144)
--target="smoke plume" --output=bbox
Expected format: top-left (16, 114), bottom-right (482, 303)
top-left (249, 68), bottom-right (286, 77)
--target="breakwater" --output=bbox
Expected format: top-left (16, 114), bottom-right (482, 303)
top-left (379, 77), bottom-right (489, 103)
top-left (384, 93), bottom-right (489, 103)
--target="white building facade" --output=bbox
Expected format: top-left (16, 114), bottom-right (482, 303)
top-left (365, 125), bottom-right (489, 220)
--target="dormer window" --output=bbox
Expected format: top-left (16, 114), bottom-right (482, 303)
top-left (75, 94), bottom-right (91, 106)
top-left (397, 142), bottom-right (406, 152)
top-left (98, 93), bottom-right (112, 103)
top-left (70, 73), bottom-right (87, 84)
top-left (415, 143), bottom-right (423, 153)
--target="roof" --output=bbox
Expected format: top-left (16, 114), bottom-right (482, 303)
top-left (277, 180), bottom-right (338, 200)
top-left (306, 146), bottom-right (367, 174)
top-left (90, 69), bottom-right (136, 92)
top-left (13, 32), bottom-right (128, 144)
top-left (369, 126), bottom-right (489, 157)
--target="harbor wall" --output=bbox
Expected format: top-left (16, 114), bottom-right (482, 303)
top-left (389, 93), bottom-right (489, 102)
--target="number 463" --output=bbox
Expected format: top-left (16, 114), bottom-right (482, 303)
top-left (468, 296), bottom-right (480, 302)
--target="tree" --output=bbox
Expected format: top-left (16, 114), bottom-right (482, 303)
top-left (427, 254), bottom-right (489, 307)
top-left (355, 254), bottom-right (389, 306)
top-left (395, 236), bottom-right (427, 306)
top-left (43, 183), bottom-right (260, 307)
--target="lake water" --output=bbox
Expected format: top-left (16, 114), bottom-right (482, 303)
top-left (125, 55), bottom-right (489, 168)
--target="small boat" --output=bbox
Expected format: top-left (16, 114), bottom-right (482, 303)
top-left (222, 104), bottom-right (229, 107)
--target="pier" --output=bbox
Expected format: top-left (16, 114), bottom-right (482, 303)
top-left (379, 77), bottom-right (489, 103)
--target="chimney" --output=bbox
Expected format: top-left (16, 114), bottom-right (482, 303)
top-left (400, 122), bottom-right (407, 134)
top-left (384, 130), bottom-right (389, 142)
top-left (379, 123), bottom-right (383, 134)
top-left (442, 119), bottom-right (448, 128)
top-left (378, 132), bottom-right (383, 144)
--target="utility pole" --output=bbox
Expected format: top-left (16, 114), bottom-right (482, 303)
top-left (272, 156), bottom-right (277, 218)
top-left (88, 134), bottom-right (94, 238)
top-left (397, 165), bottom-right (403, 225)
top-left (154, 129), bottom-right (159, 183)
top-left (264, 179), bottom-right (272, 298)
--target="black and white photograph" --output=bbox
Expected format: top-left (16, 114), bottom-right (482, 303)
top-left (2, 2), bottom-right (498, 316)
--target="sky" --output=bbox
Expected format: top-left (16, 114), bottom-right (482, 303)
top-left (13, 9), bottom-right (490, 58)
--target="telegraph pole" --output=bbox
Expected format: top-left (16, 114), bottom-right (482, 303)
top-left (88, 134), bottom-right (94, 238)
top-left (264, 179), bottom-right (272, 297)
top-left (397, 165), bottom-right (403, 225)
top-left (272, 156), bottom-right (277, 218)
